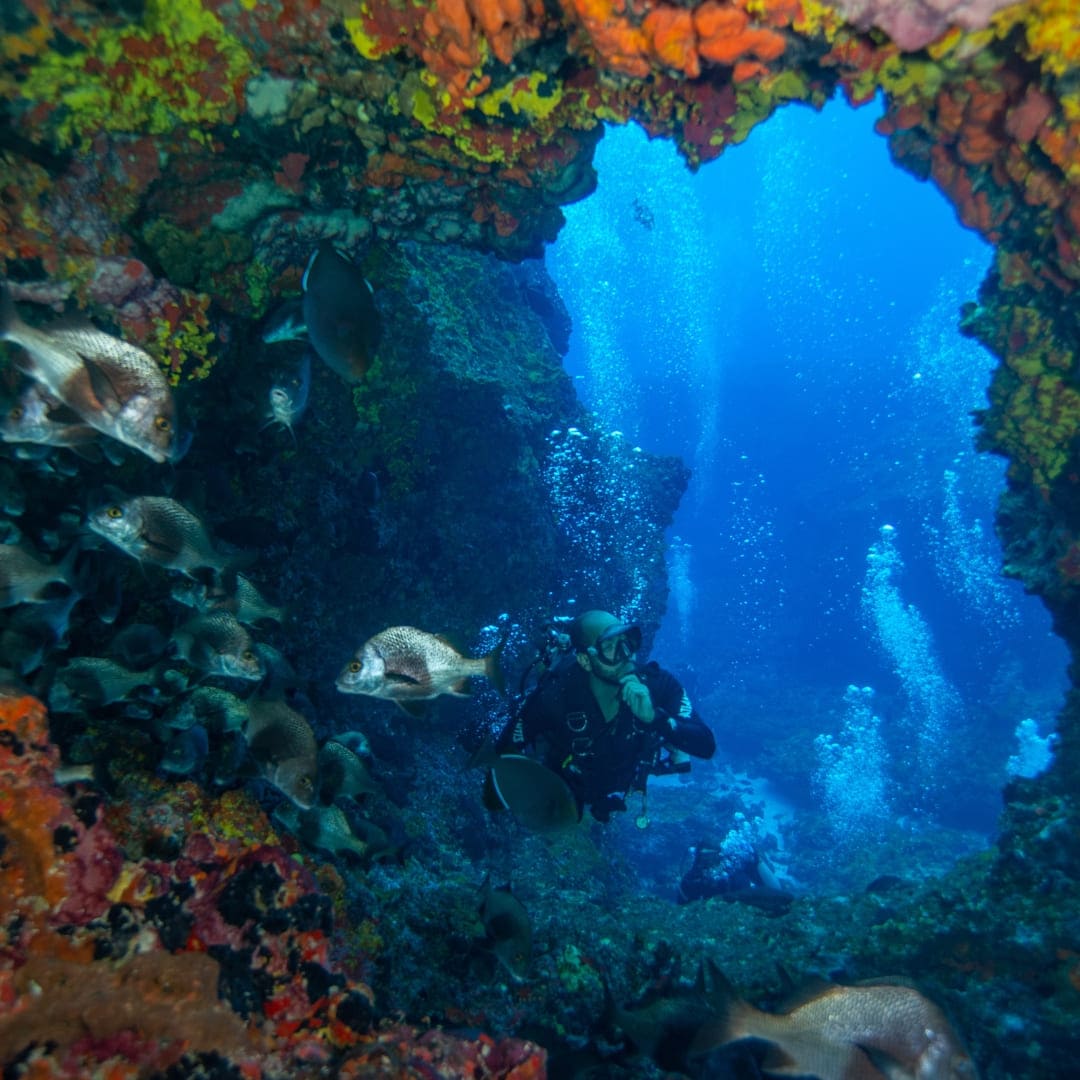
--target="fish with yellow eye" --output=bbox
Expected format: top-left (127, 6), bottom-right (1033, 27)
top-left (88, 494), bottom-right (233, 578)
top-left (172, 612), bottom-right (265, 681)
top-left (0, 282), bottom-right (184, 463)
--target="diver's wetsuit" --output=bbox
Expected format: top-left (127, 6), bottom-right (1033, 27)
top-left (498, 658), bottom-right (715, 820)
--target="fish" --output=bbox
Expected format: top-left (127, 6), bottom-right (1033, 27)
top-left (261, 298), bottom-right (307, 344)
top-left (172, 611), bottom-right (265, 681)
top-left (48, 657), bottom-right (157, 713)
top-left (160, 724), bottom-right (209, 777)
top-left (0, 281), bottom-right (181, 463)
top-left (0, 543), bottom-right (76, 607)
top-left (477, 878), bottom-right (532, 982)
top-left (301, 242), bottom-right (382, 381)
top-left (336, 626), bottom-right (505, 716)
top-left (472, 745), bottom-right (580, 833)
top-left (689, 973), bottom-right (979, 1080)
top-left (275, 802), bottom-right (372, 862)
top-left (317, 738), bottom-right (381, 804)
top-left (263, 352), bottom-right (311, 441)
top-left (165, 686), bottom-right (250, 734)
top-left (232, 574), bottom-right (285, 626)
top-left (108, 622), bottom-right (169, 670)
top-left (88, 495), bottom-right (231, 577)
top-left (0, 382), bottom-right (99, 452)
top-left (170, 573), bottom-right (282, 626)
top-left (244, 698), bottom-right (318, 808)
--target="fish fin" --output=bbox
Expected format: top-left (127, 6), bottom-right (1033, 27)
top-left (395, 699), bottom-right (429, 719)
top-left (773, 977), bottom-right (841, 1014)
top-left (448, 678), bottom-right (473, 697)
top-left (857, 1043), bottom-right (913, 1080)
top-left (467, 740), bottom-right (499, 770)
top-left (79, 354), bottom-right (129, 411)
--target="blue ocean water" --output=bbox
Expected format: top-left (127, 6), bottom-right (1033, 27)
top-left (547, 99), bottom-right (1067, 869)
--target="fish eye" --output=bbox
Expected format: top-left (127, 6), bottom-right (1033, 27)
top-left (154, 416), bottom-right (171, 432)
top-left (9, 406), bottom-right (22, 420)
top-left (348, 660), bottom-right (362, 673)
top-left (242, 649), bottom-right (255, 662)
top-left (106, 505), bottom-right (123, 519)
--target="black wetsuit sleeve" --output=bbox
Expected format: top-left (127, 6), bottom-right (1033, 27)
top-left (648, 668), bottom-right (716, 759)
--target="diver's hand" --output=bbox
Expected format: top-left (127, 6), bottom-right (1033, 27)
top-left (620, 675), bottom-right (655, 724)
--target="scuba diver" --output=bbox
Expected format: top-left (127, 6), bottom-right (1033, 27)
top-left (495, 610), bottom-right (716, 823)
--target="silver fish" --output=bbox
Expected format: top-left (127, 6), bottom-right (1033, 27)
top-left (317, 739), bottom-right (381, 803)
top-left (264, 352), bottom-right (310, 441)
top-left (166, 686), bottom-right (250, 734)
top-left (89, 495), bottom-right (230, 577)
top-left (0, 382), bottom-right (99, 451)
top-left (274, 802), bottom-right (370, 861)
top-left (173, 611), bottom-right (264, 681)
top-left (49, 656), bottom-right (157, 712)
top-left (336, 625), bottom-right (504, 716)
top-left (0, 282), bottom-right (181, 463)
top-left (690, 973), bottom-right (978, 1080)
top-left (245, 698), bottom-right (318, 808)
top-left (302, 243), bottom-right (381, 382)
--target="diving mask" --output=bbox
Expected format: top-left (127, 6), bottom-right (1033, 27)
top-left (591, 623), bottom-right (642, 665)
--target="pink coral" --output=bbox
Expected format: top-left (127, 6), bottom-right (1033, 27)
top-left (830, 0), bottom-right (1020, 50)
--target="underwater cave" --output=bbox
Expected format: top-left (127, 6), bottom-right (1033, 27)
top-left (0, 0), bottom-right (1079, 1077)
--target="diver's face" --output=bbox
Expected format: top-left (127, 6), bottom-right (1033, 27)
top-left (582, 637), bottom-right (637, 682)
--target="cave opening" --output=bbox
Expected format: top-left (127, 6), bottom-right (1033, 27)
top-left (547, 99), bottom-right (1068, 891)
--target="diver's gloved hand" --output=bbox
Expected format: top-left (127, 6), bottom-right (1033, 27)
top-left (619, 674), bottom-right (655, 725)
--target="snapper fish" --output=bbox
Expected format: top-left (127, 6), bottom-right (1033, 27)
top-left (0, 382), bottom-right (99, 452)
top-left (89, 495), bottom-right (231, 577)
top-left (0, 282), bottom-right (182, 463)
top-left (173, 611), bottom-right (264, 681)
top-left (302, 243), bottom-right (382, 382)
top-left (0, 543), bottom-right (76, 608)
top-left (244, 698), bottom-right (318, 808)
top-left (690, 973), bottom-right (978, 1080)
top-left (336, 625), bottom-right (505, 717)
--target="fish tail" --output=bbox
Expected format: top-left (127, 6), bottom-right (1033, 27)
top-left (484, 632), bottom-right (508, 697)
top-left (0, 281), bottom-right (21, 340)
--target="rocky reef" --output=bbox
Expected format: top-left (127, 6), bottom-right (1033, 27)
top-left (1, 0), bottom-right (1080, 1075)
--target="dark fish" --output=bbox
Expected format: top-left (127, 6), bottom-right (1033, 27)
top-left (89, 495), bottom-right (231, 577)
top-left (232, 574), bottom-right (284, 626)
top-left (170, 573), bottom-right (282, 626)
top-left (317, 738), bottom-right (381, 803)
top-left (49, 657), bottom-right (157, 712)
top-left (473, 745), bottom-right (580, 833)
top-left (166, 686), bottom-right (250, 734)
top-left (336, 626), bottom-right (504, 716)
top-left (0, 543), bottom-right (76, 607)
top-left (0, 281), bottom-right (181, 462)
top-left (173, 611), bottom-right (264, 681)
top-left (478, 878), bottom-right (532, 982)
top-left (264, 352), bottom-right (310, 441)
top-left (160, 724), bottom-right (209, 776)
top-left (108, 622), bottom-right (169, 670)
top-left (245, 698), bottom-right (318, 808)
top-left (301, 243), bottom-right (381, 381)
top-left (690, 973), bottom-right (979, 1080)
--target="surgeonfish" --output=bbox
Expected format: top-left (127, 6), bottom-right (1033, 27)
top-left (301, 242), bottom-right (382, 381)
top-left (88, 495), bottom-right (231, 577)
top-left (244, 699), bottom-right (319, 808)
top-left (336, 625), bottom-right (504, 716)
top-left (689, 971), bottom-right (979, 1080)
top-left (472, 745), bottom-right (580, 833)
top-left (0, 281), bottom-right (181, 463)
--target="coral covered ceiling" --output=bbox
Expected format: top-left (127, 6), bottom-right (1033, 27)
top-left (1, 1), bottom-right (1079, 754)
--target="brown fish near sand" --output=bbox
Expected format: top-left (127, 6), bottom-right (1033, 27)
top-left (689, 972), bottom-right (978, 1080)
top-left (88, 495), bottom-right (230, 577)
top-left (0, 281), bottom-right (180, 463)
top-left (336, 626), bottom-right (504, 716)
top-left (245, 699), bottom-right (318, 808)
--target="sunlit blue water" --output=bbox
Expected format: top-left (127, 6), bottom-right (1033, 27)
top-left (547, 98), bottom-right (1067, 856)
